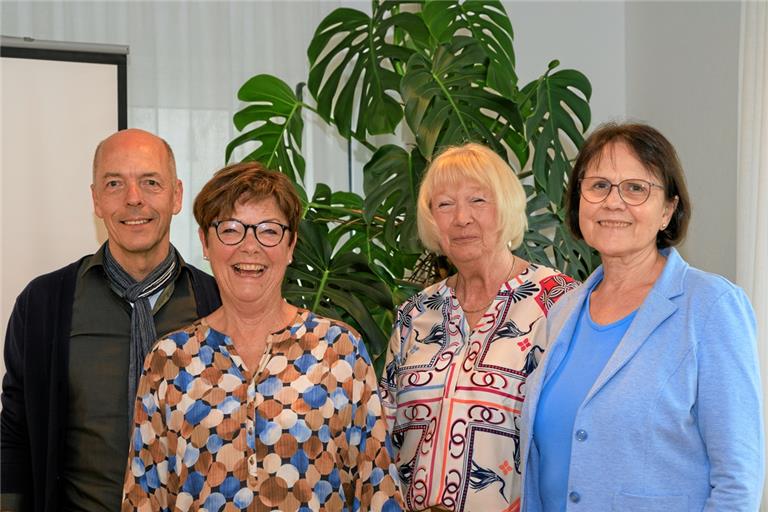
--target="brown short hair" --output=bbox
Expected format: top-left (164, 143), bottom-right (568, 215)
top-left (566, 122), bottom-right (691, 248)
top-left (417, 142), bottom-right (528, 254)
top-left (193, 162), bottom-right (302, 239)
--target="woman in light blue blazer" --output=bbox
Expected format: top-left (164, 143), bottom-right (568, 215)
top-left (520, 123), bottom-right (764, 511)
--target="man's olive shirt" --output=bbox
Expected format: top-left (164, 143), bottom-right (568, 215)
top-left (62, 250), bottom-right (201, 511)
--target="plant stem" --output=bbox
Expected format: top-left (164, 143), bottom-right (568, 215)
top-left (307, 202), bottom-right (389, 224)
top-left (301, 102), bottom-right (320, 116)
top-left (433, 73), bottom-right (470, 139)
top-left (517, 170), bottom-right (533, 180)
top-left (312, 269), bottom-right (330, 311)
top-left (356, 137), bottom-right (377, 153)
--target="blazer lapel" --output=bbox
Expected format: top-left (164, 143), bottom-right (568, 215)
top-left (581, 294), bottom-right (676, 406)
top-left (523, 270), bottom-right (598, 436)
top-left (581, 248), bottom-right (687, 406)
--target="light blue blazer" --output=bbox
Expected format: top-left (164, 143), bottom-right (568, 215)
top-left (520, 248), bottom-right (764, 511)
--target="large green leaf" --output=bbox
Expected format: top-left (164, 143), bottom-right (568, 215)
top-left (284, 220), bottom-right (394, 361)
top-left (336, 232), bottom-right (420, 285)
top-left (525, 65), bottom-right (592, 205)
top-left (517, 185), bottom-right (556, 267)
top-left (226, 74), bottom-right (305, 183)
top-left (304, 183), bottom-right (366, 230)
top-left (422, 0), bottom-right (517, 97)
top-left (552, 224), bottom-right (598, 281)
top-left (401, 36), bottom-right (525, 162)
top-left (227, 2), bottom-right (599, 375)
top-left (363, 145), bottom-right (426, 255)
top-left (307, 3), bottom-right (429, 141)
top-left (308, 182), bottom-right (419, 288)
top-left (304, 184), bottom-right (382, 269)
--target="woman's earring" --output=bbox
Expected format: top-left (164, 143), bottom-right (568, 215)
top-left (203, 255), bottom-right (209, 261)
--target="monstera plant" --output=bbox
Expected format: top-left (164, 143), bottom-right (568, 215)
top-left (226, 0), bottom-right (597, 373)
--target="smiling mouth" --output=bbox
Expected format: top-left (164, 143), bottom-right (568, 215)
top-left (598, 220), bottom-right (631, 228)
top-left (122, 219), bottom-right (151, 226)
top-left (233, 263), bottom-right (266, 276)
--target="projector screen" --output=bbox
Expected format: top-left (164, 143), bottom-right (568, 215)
top-left (0, 39), bottom-right (127, 377)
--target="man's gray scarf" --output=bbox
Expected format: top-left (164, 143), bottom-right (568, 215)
top-left (102, 244), bottom-right (181, 426)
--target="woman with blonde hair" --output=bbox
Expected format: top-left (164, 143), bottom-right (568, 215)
top-left (379, 142), bottom-right (577, 511)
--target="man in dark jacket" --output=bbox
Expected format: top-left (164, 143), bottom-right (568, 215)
top-left (0, 129), bottom-right (221, 511)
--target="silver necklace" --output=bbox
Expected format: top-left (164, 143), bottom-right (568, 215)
top-left (457, 255), bottom-right (517, 314)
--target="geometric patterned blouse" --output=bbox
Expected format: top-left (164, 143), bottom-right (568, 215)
top-left (121, 310), bottom-right (404, 511)
top-left (379, 265), bottom-right (577, 511)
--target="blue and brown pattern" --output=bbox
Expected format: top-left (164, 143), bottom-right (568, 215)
top-left (122, 310), bottom-right (403, 511)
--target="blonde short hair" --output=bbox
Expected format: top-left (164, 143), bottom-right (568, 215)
top-left (417, 142), bottom-right (528, 254)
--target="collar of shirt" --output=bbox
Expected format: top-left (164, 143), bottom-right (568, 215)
top-left (82, 242), bottom-right (190, 312)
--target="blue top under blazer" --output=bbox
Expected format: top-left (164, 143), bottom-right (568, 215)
top-left (520, 248), bottom-right (764, 512)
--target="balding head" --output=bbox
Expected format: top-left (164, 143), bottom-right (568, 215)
top-left (92, 128), bottom-right (176, 183)
top-left (90, 128), bottom-right (183, 279)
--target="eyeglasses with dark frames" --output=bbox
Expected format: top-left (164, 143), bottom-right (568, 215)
top-left (211, 219), bottom-right (290, 247)
top-left (579, 177), bottom-right (665, 206)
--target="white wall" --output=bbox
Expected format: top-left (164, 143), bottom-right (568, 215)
top-left (509, 1), bottom-right (627, 130)
top-left (1, 56), bottom-right (117, 347)
top-left (626, 1), bottom-right (741, 281)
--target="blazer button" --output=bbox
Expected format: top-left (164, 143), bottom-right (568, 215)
top-left (575, 429), bottom-right (588, 441)
top-left (569, 491), bottom-right (581, 503)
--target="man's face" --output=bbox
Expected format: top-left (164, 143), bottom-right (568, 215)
top-left (91, 130), bottom-right (182, 270)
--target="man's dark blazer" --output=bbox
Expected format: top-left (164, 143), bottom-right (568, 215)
top-left (0, 255), bottom-right (221, 511)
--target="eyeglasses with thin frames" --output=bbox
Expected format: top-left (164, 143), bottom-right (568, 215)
top-left (211, 219), bottom-right (290, 247)
top-left (579, 177), bottom-right (665, 206)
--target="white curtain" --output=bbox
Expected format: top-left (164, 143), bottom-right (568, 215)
top-left (735, 1), bottom-right (768, 508)
top-left (1, 0), bottom-right (358, 269)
